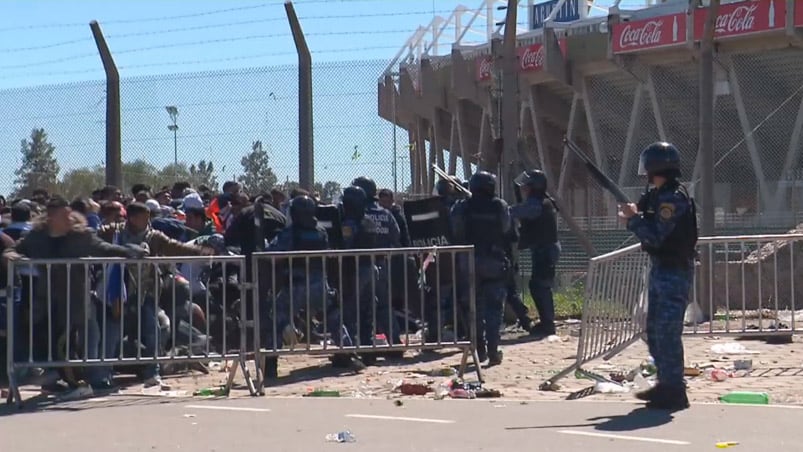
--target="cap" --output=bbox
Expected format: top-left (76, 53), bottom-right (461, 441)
top-left (182, 193), bottom-right (204, 210)
top-left (145, 199), bottom-right (161, 213)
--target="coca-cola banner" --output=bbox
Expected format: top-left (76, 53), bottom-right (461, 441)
top-left (612, 13), bottom-right (686, 54)
top-left (474, 55), bottom-right (493, 82)
top-left (693, 0), bottom-right (785, 40)
top-left (516, 39), bottom-right (568, 73)
top-left (797, 0), bottom-right (803, 26)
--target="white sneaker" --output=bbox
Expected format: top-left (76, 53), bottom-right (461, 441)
top-left (58, 385), bottom-right (94, 401)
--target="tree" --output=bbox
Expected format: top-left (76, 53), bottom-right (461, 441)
top-left (189, 160), bottom-right (220, 191)
top-left (60, 166), bottom-right (105, 200)
top-left (13, 128), bottom-right (60, 198)
top-left (314, 181), bottom-right (342, 203)
top-left (122, 160), bottom-right (160, 193)
top-left (156, 163), bottom-right (191, 190)
top-left (238, 140), bottom-right (277, 195)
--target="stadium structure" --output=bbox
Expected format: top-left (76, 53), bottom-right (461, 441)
top-left (378, 0), bottom-right (803, 272)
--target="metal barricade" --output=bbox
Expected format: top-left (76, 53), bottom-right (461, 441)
top-left (541, 233), bottom-right (803, 390)
top-left (4, 255), bottom-right (257, 407)
top-left (250, 246), bottom-right (479, 390)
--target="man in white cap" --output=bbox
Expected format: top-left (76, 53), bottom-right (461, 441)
top-left (182, 193), bottom-right (215, 239)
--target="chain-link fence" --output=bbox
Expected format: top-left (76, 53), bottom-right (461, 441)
top-left (0, 59), bottom-right (407, 202)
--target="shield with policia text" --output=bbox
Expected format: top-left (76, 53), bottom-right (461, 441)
top-left (316, 204), bottom-right (343, 248)
top-left (402, 196), bottom-right (451, 248)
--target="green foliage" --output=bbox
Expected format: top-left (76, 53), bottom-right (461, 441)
top-left (189, 160), bottom-right (220, 191)
top-left (60, 166), bottom-right (105, 201)
top-left (238, 140), bottom-right (277, 195)
top-left (13, 128), bottom-right (60, 198)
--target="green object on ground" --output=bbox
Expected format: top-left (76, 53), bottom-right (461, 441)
top-left (305, 390), bottom-right (341, 397)
top-left (719, 391), bottom-right (769, 405)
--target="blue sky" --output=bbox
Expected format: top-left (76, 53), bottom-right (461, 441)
top-left (0, 0), bottom-right (634, 195)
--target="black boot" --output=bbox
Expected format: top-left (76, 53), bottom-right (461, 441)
top-left (487, 350), bottom-right (504, 367)
top-left (529, 322), bottom-right (556, 339)
top-left (645, 384), bottom-right (690, 411)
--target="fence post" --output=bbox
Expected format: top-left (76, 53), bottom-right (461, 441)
top-left (285, 2), bottom-right (314, 191)
top-left (89, 20), bottom-right (122, 189)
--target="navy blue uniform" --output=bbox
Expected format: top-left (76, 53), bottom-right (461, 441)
top-left (628, 181), bottom-right (696, 390)
top-left (362, 201), bottom-right (402, 344)
top-left (262, 224), bottom-right (330, 350)
top-left (511, 195), bottom-right (561, 334)
top-left (450, 196), bottom-right (511, 360)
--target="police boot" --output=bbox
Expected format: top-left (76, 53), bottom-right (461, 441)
top-left (644, 384), bottom-right (690, 411)
top-left (262, 357), bottom-right (279, 385)
top-left (487, 350), bottom-right (504, 367)
top-left (529, 322), bottom-right (556, 339)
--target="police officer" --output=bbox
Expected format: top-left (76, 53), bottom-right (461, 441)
top-left (512, 169), bottom-right (561, 338)
top-left (450, 171), bottom-right (511, 366)
top-left (339, 186), bottom-right (386, 363)
top-left (262, 196), bottom-right (335, 379)
top-left (619, 142), bottom-right (697, 411)
top-left (351, 177), bottom-right (403, 351)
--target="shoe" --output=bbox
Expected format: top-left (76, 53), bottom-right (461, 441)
top-left (263, 357), bottom-right (279, 380)
top-left (644, 385), bottom-right (690, 411)
top-left (529, 323), bottom-right (556, 339)
top-left (58, 384), bottom-right (94, 401)
top-left (143, 375), bottom-right (170, 390)
top-left (487, 351), bottom-right (503, 367)
top-left (519, 319), bottom-right (534, 332)
top-left (634, 385), bottom-right (660, 402)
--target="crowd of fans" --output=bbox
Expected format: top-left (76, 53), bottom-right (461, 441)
top-left (0, 179), bottom-right (412, 400)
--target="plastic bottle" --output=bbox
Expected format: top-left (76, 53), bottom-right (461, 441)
top-left (305, 389), bottom-right (341, 397)
top-left (716, 442), bottom-right (739, 449)
top-left (325, 431), bottom-right (356, 443)
top-left (594, 382), bottom-right (629, 394)
top-left (719, 391), bottom-right (769, 405)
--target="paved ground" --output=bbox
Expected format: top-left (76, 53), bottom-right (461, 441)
top-left (130, 325), bottom-right (803, 405)
top-left (2, 396), bottom-right (802, 451)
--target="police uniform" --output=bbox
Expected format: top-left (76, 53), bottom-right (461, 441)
top-left (626, 142), bottom-right (697, 411)
top-left (512, 170), bottom-right (560, 338)
top-left (503, 227), bottom-right (533, 331)
top-left (261, 196), bottom-right (330, 379)
top-left (352, 177), bottom-right (403, 347)
top-left (450, 171), bottom-right (511, 365)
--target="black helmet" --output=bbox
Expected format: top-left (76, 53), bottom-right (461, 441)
top-left (341, 185), bottom-right (367, 221)
top-left (289, 195), bottom-right (318, 228)
top-left (469, 171), bottom-right (496, 197)
top-left (639, 142), bottom-right (681, 178)
top-left (435, 178), bottom-right (458, 196)
top-left (514, 169), bottom-right (547, 195)
top-left (351, 176), bottom-right (377, 199)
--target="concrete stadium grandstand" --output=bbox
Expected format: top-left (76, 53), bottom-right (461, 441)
top-left (378, 0), bottom-right (803, 273)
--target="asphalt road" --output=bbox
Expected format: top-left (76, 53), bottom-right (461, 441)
top-left (1, 396), bottom-right (801, 451)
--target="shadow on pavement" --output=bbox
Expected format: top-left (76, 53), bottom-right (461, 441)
top-left (505, 407), bottom-right (673, 432)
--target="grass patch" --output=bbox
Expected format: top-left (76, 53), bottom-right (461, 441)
top-left (521, 281), bottom-right (585, 320)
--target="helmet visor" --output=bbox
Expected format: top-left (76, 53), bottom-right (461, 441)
top-left (637, 155), bottom-right (648, 176)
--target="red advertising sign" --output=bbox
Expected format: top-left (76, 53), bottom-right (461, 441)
top-left (694, 0), bottom-right (785, 40)
top-left (475, 55), bottom-right (493, 82)
top-left (516, 39), bottom-right (568, 73)
top-left (797, 0), bottom-right (803, 26)
top-left (612, 13), bottom-right (686, 54)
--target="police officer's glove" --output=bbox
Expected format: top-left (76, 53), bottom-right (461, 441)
top-left (636, 192), bottom-right (650, 213)
top-left (125, 243), bottom-right (149, 259)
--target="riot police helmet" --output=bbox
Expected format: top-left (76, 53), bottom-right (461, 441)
top-left (468, 171), bottom-right (496, 197)
top-left (435, 178), bottom-right (457, 196)
top-left (638, 142), bottom-right (681, 178)
top-left (514, 169), bottom-right (548, 195)
top-left (289, 195), bottom-right (318, 228)
top-left (341, 185), bottom-right (368, 220)
top-left (351, 176), bottom-right (377, 199)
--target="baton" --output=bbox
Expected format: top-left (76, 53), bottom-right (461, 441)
top-left (563, 137), bottom-right (632, 204)
top-left (432, 165), bottom-right (472, 196)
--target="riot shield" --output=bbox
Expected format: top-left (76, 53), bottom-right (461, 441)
top-left (402, 196), bottom-right (451, 248)
top-left (316, 204), bottom-right (343, 249)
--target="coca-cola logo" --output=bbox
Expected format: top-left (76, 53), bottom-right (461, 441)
top-left (477, 57), bottom-right (493, 79)
top-left (715, 4), bottom-right (757, 34)
top-left (520, 45), bottom-right (545, 71)
top-left (618, 20), bottom-right (664, 48)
